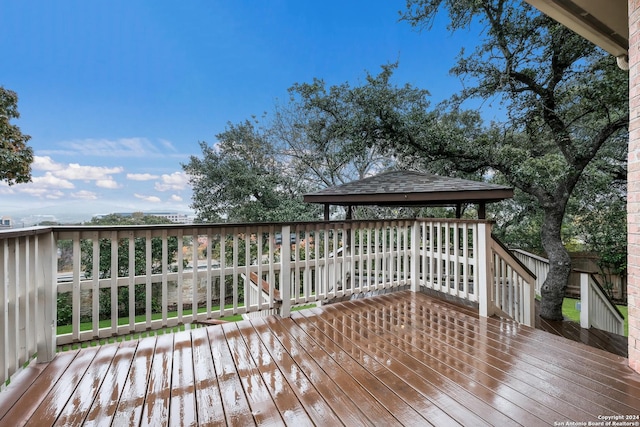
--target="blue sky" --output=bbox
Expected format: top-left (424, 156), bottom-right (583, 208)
top-left (1, 1), bottom-right (478, 223)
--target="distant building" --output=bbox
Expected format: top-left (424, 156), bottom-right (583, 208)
top-left (94, 212), bottom-right (193, 224)
top-left (0, 216), bottom-right (12, 228)
top-left (153, 212), bottom-right (191, 224)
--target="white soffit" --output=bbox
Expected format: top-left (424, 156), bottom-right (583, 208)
top-left (525, 0), bottom-right (628, 57)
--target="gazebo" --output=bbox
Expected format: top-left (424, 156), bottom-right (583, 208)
top-left (303, 170), bottom-right (514, 220)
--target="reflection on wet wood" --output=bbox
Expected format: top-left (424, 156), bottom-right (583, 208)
top-left (1, 290), bottom-right (639, 426)
top-left (535, 300), bottom-right (629, 357)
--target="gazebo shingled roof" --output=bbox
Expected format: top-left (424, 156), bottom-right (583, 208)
top-left (303, 170), bottom-right (514, 219)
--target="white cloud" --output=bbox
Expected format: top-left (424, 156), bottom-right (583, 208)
top-left (127, 173), bottom-right (159, 181)
top-left (33, 156), bottom-right (64, 172)
top-left (71, 190), bottom-right (98, 200)
top-left (170, 194), bottom-right (183, 202)
top-left (19, 187), bottom-right (64, 199)
top-left (41, 137), bottom-right (173, 158)
top-left (45, 190), bottom-right (65, 199)
top-left (0, 183), bottom-right (15, 195)
top-left (159, 139), bottom-right (178, 152)
top-left (134, 193), bottom-right (161, 203)
top-left (155, 171), bottom-right (190, 191)
top-left (56, 164), bottom-right (123, 181)
top-left (96, 179), bottom-right (120, 189)
top-left (31, 172), bottom-right (75, 189)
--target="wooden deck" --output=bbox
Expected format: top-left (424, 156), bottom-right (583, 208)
top-left (1, 290), bottom-right (640, 426)
top-left (535, 301), bottom-right (629, 358)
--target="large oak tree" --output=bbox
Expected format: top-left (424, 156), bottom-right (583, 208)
top-left (397, 0), bottom-right (628, 319)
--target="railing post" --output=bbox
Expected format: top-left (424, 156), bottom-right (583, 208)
top-left (280, 226), bottom-right (291, 317)
top-left (477, 223), bottom-right (494, 318)
top-left (580, 272), bottom-right (590, 329)
top-left (411, 221), bottom-right (421, 292)
top-left (37, 231), bottom-right (57, 363)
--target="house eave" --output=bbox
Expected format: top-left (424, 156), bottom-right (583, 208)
top-left (525, 0), bottom-right (628, 58)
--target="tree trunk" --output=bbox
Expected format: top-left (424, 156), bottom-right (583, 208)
top-left (539, 207), bottom-right (572, 320)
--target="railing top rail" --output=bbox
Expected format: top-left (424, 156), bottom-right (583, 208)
top-left (415, 218), bottom-right (495, 224)
top-left (491, 235), bottom-right (537, 281)
top-left (0, 226), bottom-right (54, 239)
top-left (583, 272), bottom-right (625, 320)
top-left (49, 217), bottom-right (492, 233)
top-left (511, 248), bottom-right (549, 263)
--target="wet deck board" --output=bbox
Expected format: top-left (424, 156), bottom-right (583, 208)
top-left (1, 290), bottom-right (639, 426)
top-left (534, 300), bottom-right (629, 357)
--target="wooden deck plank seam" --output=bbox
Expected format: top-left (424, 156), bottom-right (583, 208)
top-left (305, 301), bottom-right (541, 426)
top-left (383, 293), bottom-right (640, 410)
top-left (296, 312), bottom-right (500, 422)
top-left (347, 294), bottom-right (623, 420)
top-left (288, 311), bottom-right (432, 427)
top-left (341, 296), bottom-right (579, 424)
top-left (265, 316), bottom-right (374, 425)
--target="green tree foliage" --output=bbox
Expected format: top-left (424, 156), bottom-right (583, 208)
top-left (396, 0), bottom-right (628, 319)
top-left (80, 214), bottom-right (181, 318)
top-left (274, 63), bottom-right (435, 219)
top-left (183, 119), bottom-right (320, 223)
top-left (574, 180), bottom-right (627, 299)
top-left (0, 87), bottom-right (33, 184)
top-left (273, 66), bottom-right (412, 189)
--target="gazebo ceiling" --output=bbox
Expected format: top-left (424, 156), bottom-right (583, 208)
top-left (303, 170), bottom-right (514, 207)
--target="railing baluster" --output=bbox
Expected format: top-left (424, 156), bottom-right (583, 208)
top-left (145, 230), bottom-right (152, 330)
top-left (206, 228), bottom-right (213, 317)
top-left (219, 227), bottom-right (226, 317)
top-left (7, 238), bottom-right (17, 378)
top-left (74, 233), bottom-right (83, 341)
top-left (232, 227), bottom-right (239, 313)
top-left (129, 231), bottom-right (136, 332)
top-left (109, 231), bottom-right (118, 337)
top-left (280, 225), bottom-right (291, 317)
top-left (161, 229), bottom-right (168, 327)
top-left (177, 230), bottom-right (184, 324)
top-left (91, 233), bottom-right (100, 337)
top-left (194, 228), bottom-right (201, 323)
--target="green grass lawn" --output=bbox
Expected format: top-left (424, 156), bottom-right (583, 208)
top-left (57, 305), bottom-right (243, 336)
top-left (563, 297), bottom-right (629, 336)
top-left (56, 302), bottom-right (318, 351)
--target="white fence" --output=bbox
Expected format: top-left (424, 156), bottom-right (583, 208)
top-left (580, 272), bottom-right (625, 335)
top-left (512, 249), bottom-right (549, 297)
top-left (1, 219), bottom-right (535, 387)
top-left (512, 248), bottom-right (625, 335)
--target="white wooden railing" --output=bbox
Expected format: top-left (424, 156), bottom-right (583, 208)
top-left (414, 221), bottom-right (536, 326)
top-left (512, 249), bottom-right (549, 297)
top-left (1, 218), bottom-right (537, 387)
top-left (580, 272), bottom-right (625, 335)
top-left (512, 249), bottom-right (625, 335)
top-left (0, 228), bottom-right (57, 389)
top-left (51, 220), bottom-right (417, 346)
top-left (488, 236), bottom-right (536, 326)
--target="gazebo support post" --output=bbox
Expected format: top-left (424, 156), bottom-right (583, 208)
top-left (324, 204), bottom-right (330, 221)
top-left (478, 202), bottom-right (486, 219)
top-left (456, 203), bottom-right (462, 218)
